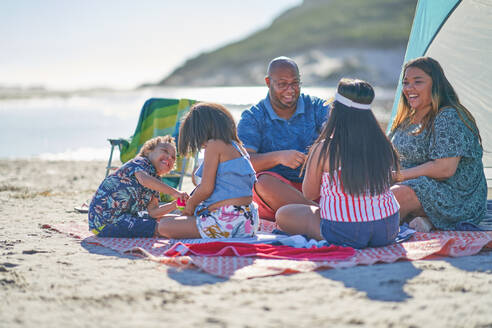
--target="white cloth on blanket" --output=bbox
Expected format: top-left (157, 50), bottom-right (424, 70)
top-left (169, 232), bottom-right (285, 246)
top-left (275, 235), bottom-right (329, 248)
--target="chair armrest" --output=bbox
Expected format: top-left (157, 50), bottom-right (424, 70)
top-left (108, 138), bottom-right (129, 152)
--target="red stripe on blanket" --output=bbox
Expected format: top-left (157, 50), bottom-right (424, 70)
top-left (164, 242), bottom-right (355, 261)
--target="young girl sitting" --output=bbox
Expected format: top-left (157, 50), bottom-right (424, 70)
top-left (88, 135), bottom-right (189, 238)
top-left (276, 78), bottom-right (401, 248)
top-left (157, 102), bottom-right (259, 239)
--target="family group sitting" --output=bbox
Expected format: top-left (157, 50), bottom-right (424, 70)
top-left (88, 56), bottom-right (487, 249)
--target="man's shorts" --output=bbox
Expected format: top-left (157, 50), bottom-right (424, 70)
top-left (320, 211), bottom-right (400, 249)
top-left (196, 203), bottom-right (259, 239)
top-left (253, 171), bottom-right (303, 221)
top-left (95, 213), bottom-right (157, 238)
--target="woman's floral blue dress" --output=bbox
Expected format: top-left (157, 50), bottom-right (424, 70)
top-left (390, 107), bottom-right (487, 230)
top-left (88, 156), bottom-right (160, 232)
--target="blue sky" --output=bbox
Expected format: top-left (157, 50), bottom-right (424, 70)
top-left (0, 0), bottom-right (302, 90)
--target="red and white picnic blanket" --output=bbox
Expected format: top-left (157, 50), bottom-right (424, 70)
top-left (43, 220), bottom-right (492, 279)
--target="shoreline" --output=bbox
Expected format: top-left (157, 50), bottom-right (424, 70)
top-left (1, 159), bottom-right (492, 327)
top-left (0, 85), bottom-right (395, 160)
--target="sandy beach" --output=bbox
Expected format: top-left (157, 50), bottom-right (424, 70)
top-left (1, 159), bottom-right (492, 328)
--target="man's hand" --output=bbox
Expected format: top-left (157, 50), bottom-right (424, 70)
top-left (247, 148), bottom-right (306, 172)
top-left (278, 150), bottom-right (306, 169)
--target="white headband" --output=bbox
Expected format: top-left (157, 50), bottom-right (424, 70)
top-left (334, 92), bottom-right (371, 110)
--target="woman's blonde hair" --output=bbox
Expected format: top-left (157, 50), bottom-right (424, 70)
top-left (137, 135), bottom-right (175, 157)
top-left (390, 56), bottom-right (481, 144)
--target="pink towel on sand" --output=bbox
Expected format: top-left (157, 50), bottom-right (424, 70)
top-left (164, 241), bottom-right (355, 261)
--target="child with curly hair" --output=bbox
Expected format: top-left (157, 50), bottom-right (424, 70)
top-left (88, 135), bottom-right (188, 237)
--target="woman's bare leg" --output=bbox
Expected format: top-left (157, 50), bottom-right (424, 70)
top-left (275, 204), bottom-right (323, 240)
top-left (391, 184), bottom-right (426, 222)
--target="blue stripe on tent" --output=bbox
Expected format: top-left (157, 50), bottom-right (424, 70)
top-left (386, 0), bottom-right (461, 133)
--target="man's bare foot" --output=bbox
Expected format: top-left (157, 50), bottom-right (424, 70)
top-left (409, 216), bottom-right (434, 232)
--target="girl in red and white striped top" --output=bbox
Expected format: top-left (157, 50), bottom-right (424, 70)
top-left (276, 78), bottom-right (401, 248)
top-left (319, 171), bottom-right (399, 222)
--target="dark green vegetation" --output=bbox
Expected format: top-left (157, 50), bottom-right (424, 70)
top-left (155, 0), bottom-right (416, 86)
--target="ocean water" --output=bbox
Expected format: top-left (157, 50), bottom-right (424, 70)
top-left (0, 86), bottom-right (395, 160)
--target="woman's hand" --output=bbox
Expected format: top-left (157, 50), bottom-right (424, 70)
top-left (392, 170), bottom-right (405, 183)
top-left (397, 157), bottom-right (460, 182)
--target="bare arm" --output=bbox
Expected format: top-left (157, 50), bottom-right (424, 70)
top-left (246, 148), bottom-right (307, 171)
top-left (302, 142), bottom-right (324, 200)
top-left (147, 196), bottom-right (177, 218)
top-left (182, 141), bottom-right (221, 216)
top-left (395, 157), bottom-right (461, 182)
top-left (135, 171), bottom-right (189, 201)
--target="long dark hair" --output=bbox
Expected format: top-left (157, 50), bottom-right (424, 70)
top-left (312, 78), bottom-right (400, 196)
top-left (390, 56), bottom-right (481, 144)
top-left (178, 102), bottom-right (240, 156)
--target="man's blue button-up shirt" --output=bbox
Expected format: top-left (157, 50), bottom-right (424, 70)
top-left (237, 93), bottom-right (329, 182)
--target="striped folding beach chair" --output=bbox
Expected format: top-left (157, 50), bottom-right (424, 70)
top-left (106, 98), bottom-right (197, 194)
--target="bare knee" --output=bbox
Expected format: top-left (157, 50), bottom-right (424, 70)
top-left (156, 215), bottom-right (181, 238)
top-left (392, 184), bottom-right (411, 201)
top-left (276, 204), bottom-right (321, 240)
top-left (275, 205), bottom-right (292, 226)
top-left (275, 204), bottom-right (299, 230)
top-left (391, 184), bottom-right (423, 219)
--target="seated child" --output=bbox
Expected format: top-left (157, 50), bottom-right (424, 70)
top-left (156, 102), bottom-right (259, 239)
top-left (276, 78), bottom-right (400, 248)
top-left (88, 135), bottom-right (188, 238)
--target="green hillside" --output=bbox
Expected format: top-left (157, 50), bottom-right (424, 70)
top-left (156, 0), bottom-right (416, 86)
